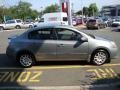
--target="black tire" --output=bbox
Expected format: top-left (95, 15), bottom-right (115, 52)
top-left (17, 53), bottom-right (35, 68)
top-left (97, 26), bottom-right (100, 30)
top-left (15, 25), bottom-right (21, 29)
top-left (87, 27), bottom-right (90, 30)
top-left (91, 50), bottom-right (109, 65)
top-left (0, 26), bottom-right (4, 31)
top-left (29, 25), bottom-right (33, 28)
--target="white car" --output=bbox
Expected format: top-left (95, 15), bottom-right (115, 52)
top-left (0, 19), bottom-right (33, 30)
top-left (112, 19), bottom-right (120, 27)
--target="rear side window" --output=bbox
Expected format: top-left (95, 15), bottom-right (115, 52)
top-left (28, 28), bottom-right (56, 40)
top-left (6, 20), bottom-right (15, 24)
top-left (16, 20), bottom-right (22, 23)
top-left (39, 18), bottom-right (44, 22)
top-left (88, 19), bottom-right (96, 23)
top-left (63, 17), bottom-right (68, 21)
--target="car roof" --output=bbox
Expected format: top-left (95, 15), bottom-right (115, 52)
top-left (28, 25), bottom-right (75, 32)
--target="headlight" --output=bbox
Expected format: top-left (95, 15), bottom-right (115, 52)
top-left (110, 42), bottom-right (117, 48)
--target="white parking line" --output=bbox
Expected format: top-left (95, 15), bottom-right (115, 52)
top-left (0, 63), bottom-right (120, 70)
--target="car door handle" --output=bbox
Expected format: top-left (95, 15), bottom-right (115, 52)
top-left (57, 44), bottom-right (64, 47)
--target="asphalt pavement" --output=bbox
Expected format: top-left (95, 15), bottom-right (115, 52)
top-left (0, 27), bottom-right (120, 90)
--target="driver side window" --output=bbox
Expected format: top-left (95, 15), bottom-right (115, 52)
top-left (56, 28), bottom-right (82, 41)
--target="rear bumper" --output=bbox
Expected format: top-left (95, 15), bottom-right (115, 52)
top-left (6, 46), bottom-right (16, 60)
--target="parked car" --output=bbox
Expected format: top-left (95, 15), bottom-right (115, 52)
top-left (0, 19), bottom-right (33, 30)
top-left (86, 19), bottom-right (106, 29)
top-left (111, 19), bottom-right (120, 27)
top-left (23, 21), bottom-right (34, 28)
top-left (72, 18), bottom-right (77, 26)
top-left (0, 19), bottom-right (23, 30)
top-left (6, 25), bottom-right (118, 67)
top-left (102, 17), bottom-right (112, 27)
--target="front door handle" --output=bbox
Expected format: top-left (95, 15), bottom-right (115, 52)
top-left (57, 44), bottom-right (64, 47)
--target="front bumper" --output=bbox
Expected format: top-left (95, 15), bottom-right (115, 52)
top-left (110, 47), bottom-right (118, 59)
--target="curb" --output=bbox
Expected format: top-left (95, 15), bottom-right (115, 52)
top-left (0, 29), bottom-right (25, 32)
top-left (0, 82), bottom-right (120, 90)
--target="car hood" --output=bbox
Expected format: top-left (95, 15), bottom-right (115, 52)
top-left (94, 36), bottom-right (112, 42)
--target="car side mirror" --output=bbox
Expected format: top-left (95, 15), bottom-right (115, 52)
top-left (81, 37), bottom-right (88, 42)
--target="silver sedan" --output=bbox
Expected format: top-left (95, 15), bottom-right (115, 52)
top-left (6, 25), bottom-right (118, 67)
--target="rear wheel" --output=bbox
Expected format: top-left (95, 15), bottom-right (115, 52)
top-left (91, 50), bottom-right (109, 65)
top-left (15, 25), bottom-right (21, 29)
top-left (18, 53), bottom-right (35, 68)
top-left (0, 26), bottom-right (4, 31)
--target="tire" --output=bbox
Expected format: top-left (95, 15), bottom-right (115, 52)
top-left (97, 26), bottom-right (100, 30)
top-left (91, 50), bottom-right (109, 65)
top-left (87, 27), bottom-right (90, 30)
top-left (18, 53), bottom-right (35, 68)
top-left (0, 26), bottom-right (4, 31)
top-left (15, 25), bottom-right (21, 29)
top-left (29, 25), bottom-right (33, 28)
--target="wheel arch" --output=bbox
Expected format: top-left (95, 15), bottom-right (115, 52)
top-left (0, 26), bottom-right (4, 29)
top-left (89, 47), bottom-right (111, 63)
top-left (16, 49), bottom-right (36, 61)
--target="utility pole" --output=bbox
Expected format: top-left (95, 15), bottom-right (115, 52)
top-left (81, 0), bottom-right (84, 24)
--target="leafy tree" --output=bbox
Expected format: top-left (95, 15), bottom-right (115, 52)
top-left (43, 4), bottom-right (60, 13)
top-left (0, 1), bottom-right (39, 22)
top-left (88, 3), bottom-right (98, 16)
top-left (83, 7), bottom-right (89, 16)
top-left (76, 10), bottom-right (82, 15)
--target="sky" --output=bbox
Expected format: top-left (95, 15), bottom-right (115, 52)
top-left (0, 0), bottom-right (120, 12)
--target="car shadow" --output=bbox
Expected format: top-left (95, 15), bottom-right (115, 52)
top-left (36, 60), bottom-right (90, 66)
top-left (111, 28), bottom-right (120, 32)
top-left (0, 54), bottom-right (29, 89)
top-left (0, 53), bottom-right (91, 68)
top-left (88, 77), bottom-right (120, 90)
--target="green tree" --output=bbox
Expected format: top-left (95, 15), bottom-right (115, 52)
top-left (88, 3), bottom-right (98, 16)
top-left (43, 4), bottom-right (60, 13)
top-left (76, 10), bottom-right (82, 15)
top-left (3, 1), bottom-right (38, 21)
top-left (83, 7), bottom-right (89, 16)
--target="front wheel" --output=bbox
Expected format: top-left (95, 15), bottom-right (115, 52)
top-left (29, 25), bottom-right (33, 28)
top-left (91, 50), bottom-right (109, 65)
top-left (18, 53), bottom-right (35, 68)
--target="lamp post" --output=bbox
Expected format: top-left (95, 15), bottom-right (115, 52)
top-left (81, 0), bottom-right (84, 25)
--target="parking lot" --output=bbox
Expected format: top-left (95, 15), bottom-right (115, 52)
top-left (0, 27), bottom-right (120, 89)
